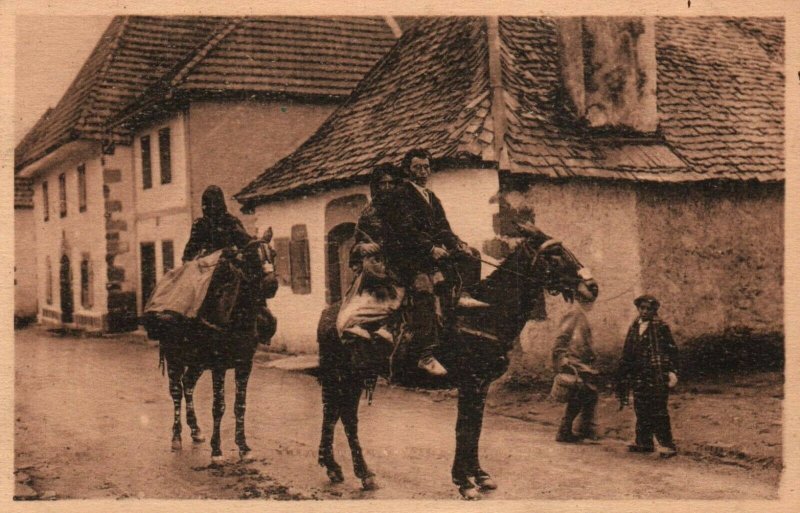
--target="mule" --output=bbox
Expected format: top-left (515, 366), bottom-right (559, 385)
top-left (145, 231), bottom-right (277, 463)
top-left (316, 223), bottom-right (598, 499)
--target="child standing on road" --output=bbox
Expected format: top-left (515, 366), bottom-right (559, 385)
top-left (552, 281), bottom-right (601, 443)
top-left (616, 295), bottom-right (679, 458)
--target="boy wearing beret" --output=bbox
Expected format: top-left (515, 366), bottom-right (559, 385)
top-left (616, 295), bottom-right (679, 458)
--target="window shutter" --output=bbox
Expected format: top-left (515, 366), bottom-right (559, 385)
top-left (290, 225), bottom-right (311, 294)
top-left (158, 128), bottom-right (172, 184)
top-left (273, 237), bottom-right (291, 286)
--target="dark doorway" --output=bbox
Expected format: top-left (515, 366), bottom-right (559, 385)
top-left (326, 223), bottom-right (356, 304)
top-left (59, 254), bottom-right (73, 323)
top-left (140, 242), bottom-right (156, 308)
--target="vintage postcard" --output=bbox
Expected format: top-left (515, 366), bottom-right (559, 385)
top-left (2, 0), bottom-right (798, 512)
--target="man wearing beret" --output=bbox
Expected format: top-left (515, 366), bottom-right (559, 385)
top-left (616, 295), bottom-right (679, 458)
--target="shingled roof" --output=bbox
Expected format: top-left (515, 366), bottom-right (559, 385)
top-left (236, 16), bottom-right (784, 206)
top-left (16, 16), bottom-right (398, 171)
top-left (15, 16), bottom-right (230, 171)
top-left (113, 17), bottom-right (398, 131)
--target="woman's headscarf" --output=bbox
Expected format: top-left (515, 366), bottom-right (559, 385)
top-left (201, 185), bottom-right (228, 219)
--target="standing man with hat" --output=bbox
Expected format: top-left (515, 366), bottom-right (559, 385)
top-left (616, 295), bottom-right (680, 458)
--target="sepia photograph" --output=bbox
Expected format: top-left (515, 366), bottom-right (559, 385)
top-left (5, 1), bottom-right (796, 509)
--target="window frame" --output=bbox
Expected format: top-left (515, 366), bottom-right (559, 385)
top-left (289, 224), bottom-right (311, 295)
top-left (141, 135), bottom-right (153, 190)
top-left (45, 256), bottom-right (53, 305)
top-left (80, 254), bottom-right (93, 309)
top-left (158, 127), bottom-right (172, 185)
top-left (78, 164), bottom-right (87, 213)
top-left (58, 173), bottom-right (67, 218)
top-left (161, 239), bottom-right (175, 275)
top-left (42, 181), bottom-right (49, 222)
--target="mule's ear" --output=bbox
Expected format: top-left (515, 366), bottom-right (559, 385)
top-left (262, 227), bottom-right (273, 243)
top-left (513, 220), bottom-right (544, 237)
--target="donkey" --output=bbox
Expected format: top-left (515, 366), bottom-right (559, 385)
top-left (316, 223), bottom-right (598, 499)
top-left (145, 231), bottom-right (278, 463)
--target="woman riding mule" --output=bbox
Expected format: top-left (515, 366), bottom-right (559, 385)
top-left (144, 185), bottom-right (278, 463)
top-left (316, 220), bottom-right (599, 499)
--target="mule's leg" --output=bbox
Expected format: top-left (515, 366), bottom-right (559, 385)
top-left (318, 376), bottom-right (344, 483)
top-left (183, 366), bottom-right (205, 443)
top-left (469, 383), bottom-right (496, 491)
top-left (234, 360), bottom-right (253, 459)
top-left (210, 369), bottom-right (226, 463)
top-left (166, 361), bottom-right (185, 452)
top-left (340, 380), bottom-right (375, 490)
top-left (452, 381), bottom-right (492, 499)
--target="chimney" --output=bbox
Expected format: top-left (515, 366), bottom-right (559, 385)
top-left (556, 17), bottom-right (657, 133)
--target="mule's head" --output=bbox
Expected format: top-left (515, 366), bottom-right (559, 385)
top-left (242, 227), bottom-right (279, 299)
top-left (514, 221), bottom-right (599, 305)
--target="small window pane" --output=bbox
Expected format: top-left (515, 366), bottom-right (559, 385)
top-left (162, 240), bottom-right (175, 274)
top-left (78, 164), bottom-right (87, 212)
top-left (141, 135), bottom-right (152, 189)
top-left (58, 173), bottom-right (67, 218)
top-left (42, 181), bottom-right (49, 222)
top-left (158, 128), bottom-right (172, 185)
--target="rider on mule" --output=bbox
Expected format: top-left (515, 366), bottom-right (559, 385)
top-left (381, 149), bottom-right (477, 376)
top-left (183, 185), bottom-right (254, 262)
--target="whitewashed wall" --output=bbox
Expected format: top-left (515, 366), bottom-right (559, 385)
top-left (248, 167), bottom-right (500, 353)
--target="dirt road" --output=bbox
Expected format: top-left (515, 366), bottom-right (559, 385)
top-left (14, 328), bottom-right (778, 500)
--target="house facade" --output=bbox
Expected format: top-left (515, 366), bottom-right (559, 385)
top-left (15, 16), bottom-right (399, 332)
top-left (14, 177), bottom-right (37, 322)
top-left (237, 16), bottom-right (784, 361)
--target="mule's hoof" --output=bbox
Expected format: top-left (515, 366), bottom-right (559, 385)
top-left (191, 430), bottom-right (206, 443)
top-left (361, 476), bottom-right (378, 491)
top-left (327, 468), bottom-right (344, 484)
top-left (171, 439), bottom-right (182, 452)
top-left (459, 486), bottom-right (481, 500)
top-left (239, 449), bottom-right (253, 461)
top-left (211, 455), bottom-right (224, 465)
top-left (476, 476), bottom-right (498, 491)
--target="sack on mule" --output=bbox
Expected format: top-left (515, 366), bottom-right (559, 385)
top-left (143, 250), bottom-right (222, 320)
top-left (336, 272), bottom-right (404, 340)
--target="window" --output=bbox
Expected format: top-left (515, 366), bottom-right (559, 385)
top-left (58, 173), bottom-right (67, 217)
top-left (42, 181), bottom-right (49, 222)
top-left (78, 164), bottom-right (87, 212)
top-left (289, 225), bottom-right (311, 294)
top-left (158, 128), bottom-right (172, 184)
top-left (80, 255), bottom-right (93, 309)
top-left (141, 135), bottom-right (152, 189)
top-left (162, 240), bottom-right (175, 274)
top-left (45, 256), bottom-right (53, 305)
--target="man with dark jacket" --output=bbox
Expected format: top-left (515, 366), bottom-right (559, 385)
top-left (183, 185), bottom-right (254, 262)
top-left (381, 149), bottom-right (469, 376)
top-left (617, 295), bottom-right (680, 458)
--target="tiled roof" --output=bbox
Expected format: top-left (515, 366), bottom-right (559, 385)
top-left (236, 17), bottom-right (493, 203)
top-left (14, 177), bottom-right (34, 209)
top-left (15, 16), bottom-right (230, 171)
top-left (113, 17), bottom-right (398, 130)
top-left (237, 17), bottom-right (784, 204)
top-left (655, 17), bottom-right (784, 181)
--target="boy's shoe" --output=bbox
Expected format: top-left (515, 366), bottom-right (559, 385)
top-left (556, 432), bottom-right (581, 443)
top-left (577, 431), bottom-right (601, 442)
top-left (659, 447), bottom-right (678, 459)
top-left (418, 356), bottom-right (448, 376)
top-left (627, 444), bottom-right (655, 453)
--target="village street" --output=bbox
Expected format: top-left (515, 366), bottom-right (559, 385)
top-left (15, 326), bottom-right (779, 501)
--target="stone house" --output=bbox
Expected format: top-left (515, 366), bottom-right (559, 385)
top-left (14, 16), bottom-right (399, 332)
top-left (236, 17), bottom-right (784, 358)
